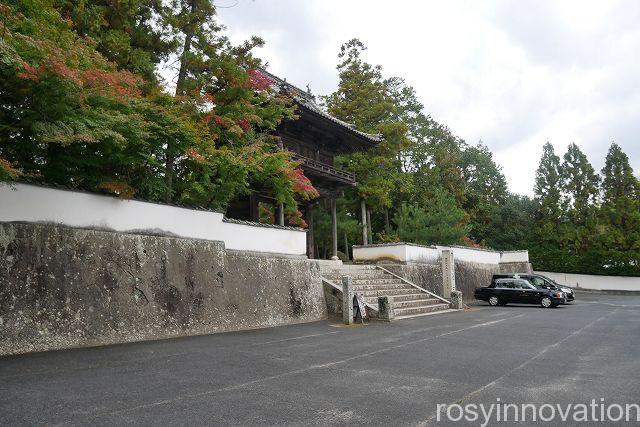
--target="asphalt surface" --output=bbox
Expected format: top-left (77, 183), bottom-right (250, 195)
top-left (1, 293), bottom-right (640, 426)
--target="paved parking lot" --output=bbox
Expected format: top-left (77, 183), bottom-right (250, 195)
top-left (1, 293), bottom-right (639, 426)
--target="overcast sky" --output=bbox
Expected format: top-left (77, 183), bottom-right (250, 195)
top-left (216, 0), bottom-right (640, 196)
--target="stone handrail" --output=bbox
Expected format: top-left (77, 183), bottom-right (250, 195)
top-left (374, 265), bottom-right (451, 304)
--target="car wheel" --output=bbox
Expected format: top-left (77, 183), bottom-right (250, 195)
top-left (540, 296), bottom-right (553, 308)
top-left (489, 296), bottom-right (500, 306)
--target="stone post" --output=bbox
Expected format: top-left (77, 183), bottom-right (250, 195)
top-left (450, 290), bottom-right (463, 310)
top-left (342, 275), bottom-right (353, 325)
top-left (441, 249), bottom-right (455, 298)
top-left (377, 296), bottom-right (394, 321)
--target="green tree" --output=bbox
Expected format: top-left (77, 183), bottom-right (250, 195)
top-left (560, 143), bottom-right (600, 272)
top-left (393, 189), bottom-right (469, 245)
top-left (596, 143), bottom-right (640, 275)
top-left (561, 143), bottom-right (600, 225)
top-left (531, 142), bottom-right (566, 271)
top-left (460, 142), bottom-right (508, 244)
top-left (1, 0), bottom-right (316, 219)
top-left (483, 195), bottom-right (535, 250)
top-left (55, 0), bottom-right (174, 81)
top-left (323, 39), bottom-right (408, 240)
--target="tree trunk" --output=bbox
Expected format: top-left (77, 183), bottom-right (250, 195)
top-left (360, 200), bottom-right (368, 245)
top-left (344, 232), bottom-right (350, 261)
top-left (175, 1), bottom-right (197, 97)
top-left (165, 149), bottom-right (174, 202)
top-left (367, 209), bottom-right (373, 244)
top-left (384, 208), bottom-right (390, 230)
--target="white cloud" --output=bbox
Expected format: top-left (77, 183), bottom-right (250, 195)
top-left (217, 0), bottom-right (640, 196)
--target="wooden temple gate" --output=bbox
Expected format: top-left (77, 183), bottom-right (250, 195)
top-left (240, 69), bottom-right (380, 259)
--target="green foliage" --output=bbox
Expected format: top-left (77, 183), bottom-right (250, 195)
top-left (595, 143), bottom-right (640, 275)
top-left (0, 0), bottom-right (316, 218)
top-left (312, 199), bottom-right (362, 259)
top-left (530, 141), bottom-right (640, 275)
top-left (55, 0), bottom-right (174, 82)
top-left (393, 189), bottom-right (469, 246)
top-left (483, 195), bottom-right (535, 251)
top-left (561, 143), bottom-right (600, 225)
top-left (323, 39), bottom-right (408, 209)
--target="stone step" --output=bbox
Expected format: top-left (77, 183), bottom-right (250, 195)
top-left (394, 309), bottom-right (459, 320)
top-left (320, 264), bottom-right (380, 271)
top-left (356, 288), bottom-right (424, 297)
top-left (351, 278), bottom-right (406, 285)
top-left (353, 283), bottom-right (414, 291)
top-left (393, 298), bottom-right (443, 309)
top-left (368, 298), bottom-right (443, 310)
top-left (394, 303), bottom-right (451, 317)
top-left (364, 295), bottom-right (433, 305)
top-left (323, 272), bottom-right (391, 280)
top-left (379, 293), bottom-right (435, 303)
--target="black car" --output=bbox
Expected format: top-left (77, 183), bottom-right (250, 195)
top-left (475, 278), bottom-right (566, 308)
top-left (492, 273), bottom-right (575, 302)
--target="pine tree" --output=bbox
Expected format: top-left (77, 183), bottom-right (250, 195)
top-left (460, 143), bottom-right (508, 244)
top-left (322, 39), bottom-right (408, 237)
top-left (597, 143), bottom-right (640, 274)
top-left (561, 143), bottom-right (600, 225)
top-left (531, 142), bottom-right (566, 270)
top-left (534, 142), bottom-right (563, 222)
top-left (55, 0), bottom-right (174, 82)
top-left (393, 189), bottom-right (469, 245)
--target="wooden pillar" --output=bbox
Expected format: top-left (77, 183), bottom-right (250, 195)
top-left (360, 200), bottom-right (368, 245)
top-left (305, 202), bottom-right (314, 259)
top-left (249, 194), bottom-right (259, 222)
top-left (277, 202), bottom-right (285, 226)
top-left (331, 198), bottom-right (338, 260)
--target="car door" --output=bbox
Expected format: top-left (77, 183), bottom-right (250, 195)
top-left (495, 281), bottom-right (516, 302)
top-left (517, 281), bottom-right (539, 304)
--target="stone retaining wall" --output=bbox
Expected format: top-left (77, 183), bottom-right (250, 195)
top-left (0, 222), bottom-right (326, 356)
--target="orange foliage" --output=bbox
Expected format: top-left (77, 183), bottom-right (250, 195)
top-left (285, 167), bottom-right (319, 200)
top-left (98, 181), bottom-right (137, 199)
top-left (16, 50), bottom-right (142, 98)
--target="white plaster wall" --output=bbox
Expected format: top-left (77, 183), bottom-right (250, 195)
top-left (353, 243), bottom-right (440, 264)
top-left (435, 245), bottom-right (501, 264)
top-left (500, 251), bottom-right (529, 263)
top-left (0, 183), bottom-right (306, 255)
top-left (352, 244), bottom-right (408, 262)
top-left (535, 271), bottom-right (640, 292)
top-left (405, 244), bottom-right (439, 264)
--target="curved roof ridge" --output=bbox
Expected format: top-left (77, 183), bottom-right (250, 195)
top-left (257, 68), bottom-right (382, 143)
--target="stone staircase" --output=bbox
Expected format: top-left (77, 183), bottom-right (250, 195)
top-left (320, 263), bottom-right (453, 320)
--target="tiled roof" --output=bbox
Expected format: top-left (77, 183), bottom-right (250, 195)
top-left (222, 217), bottom-right (305, 231)
top-left (258, 68), bottom-right (382, 144)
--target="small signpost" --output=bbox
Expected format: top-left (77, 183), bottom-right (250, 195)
top-left (353, 294), bottom-right (368, 323)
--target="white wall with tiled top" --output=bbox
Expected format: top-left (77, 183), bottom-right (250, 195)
top-left (0, 183), bottom-right (306, 255)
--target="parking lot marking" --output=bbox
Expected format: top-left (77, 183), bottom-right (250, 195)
top-left (250, 331), bottom-right (342, 346)
top-left (418, 308), bottom-right (619, 426)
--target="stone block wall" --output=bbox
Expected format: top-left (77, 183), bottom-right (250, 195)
top-left (378, 263), bottom-right (444, 296)
top-left (380, 261), bottom-right (499, 304)
top-left (455, 262), bottom-right (500, 303)
top-left (0, 222), bottom-right (326, 356)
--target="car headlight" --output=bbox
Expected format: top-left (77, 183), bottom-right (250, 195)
top-left (562, 287), bottom-right (572, 293)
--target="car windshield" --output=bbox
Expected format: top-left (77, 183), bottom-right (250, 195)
top-left (537, 275), bottom-right (560, 286)
top-left (517, 281), bottom-right (535, 289)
